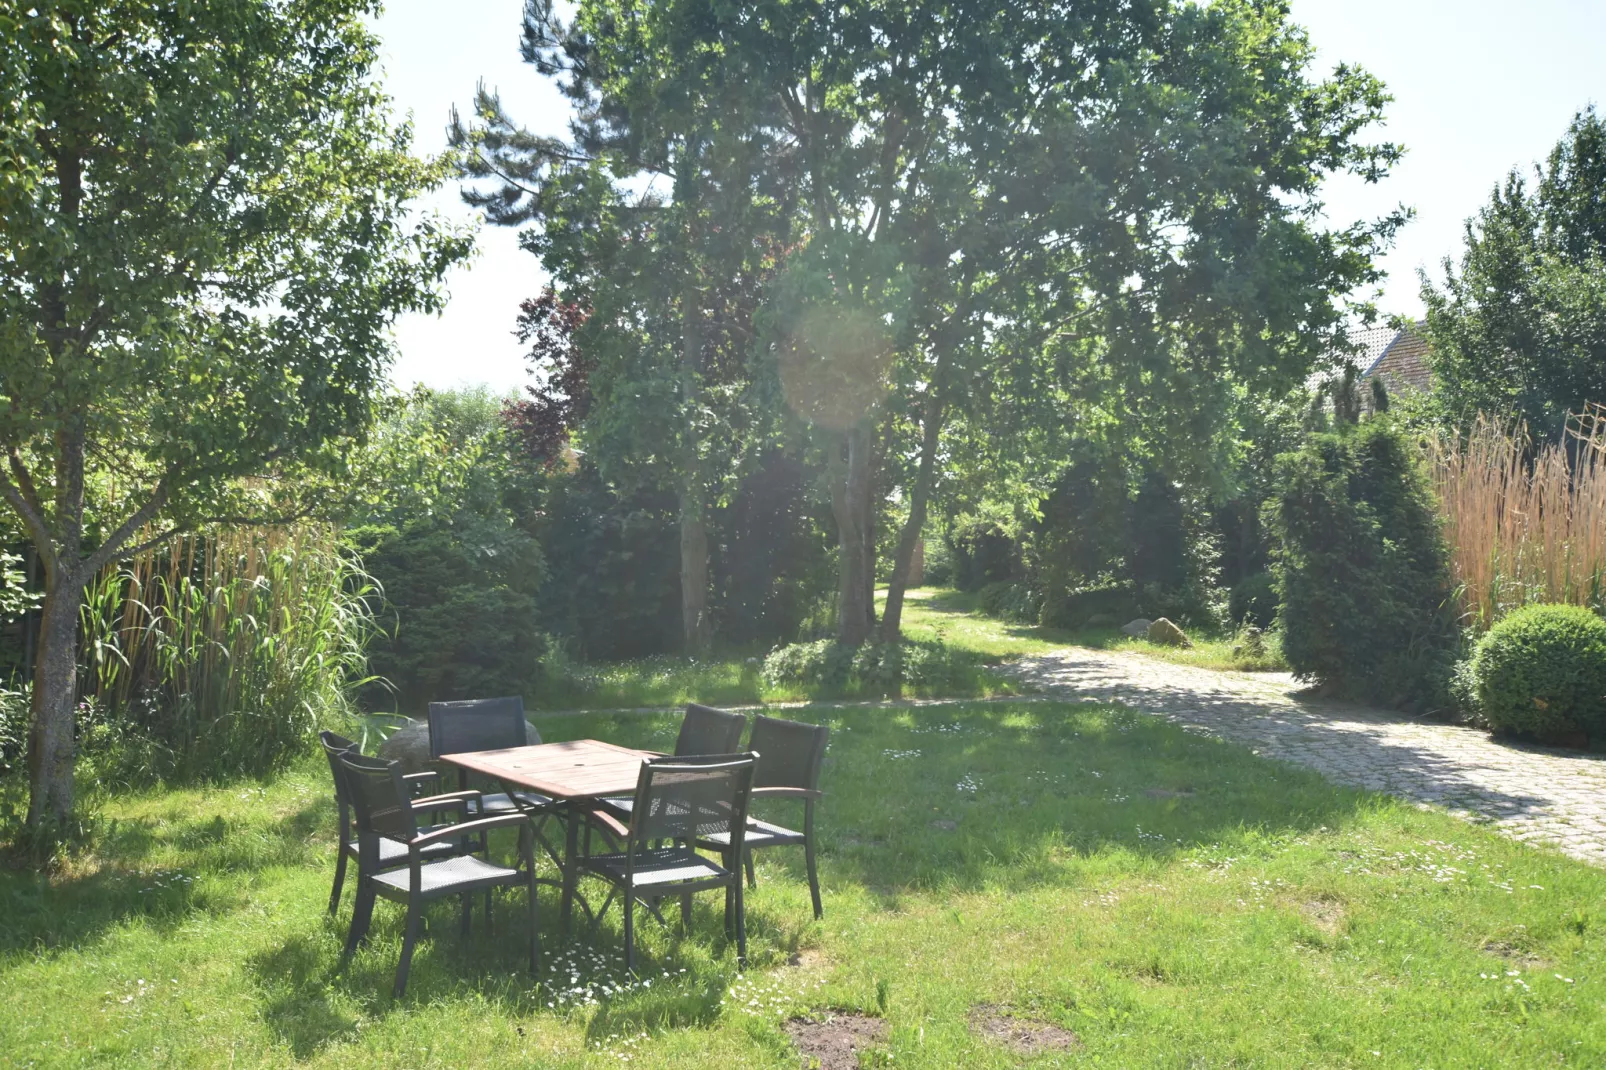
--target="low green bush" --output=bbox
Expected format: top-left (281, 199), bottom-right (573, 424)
top-left (1472, 604), bottom-right (1606, 741)
top-left (1038, 583), bottom-right (1137, 629)
top-left (1229, 571), bottom-right (1279, 629)
top-left (976, 580), bottom-right (1041, 623)
top-left (761, 637), bottom-right (975, 696)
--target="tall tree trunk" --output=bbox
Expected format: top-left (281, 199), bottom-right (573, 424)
top-left (26, 575), bottom-right (83, 829)
top-left (881, 389), bottom-right (947, 641)
top-left (679, 274), bottom-right (711, 655)
top-left (832, 424), bottom-right (874, 646)
top-left (679, 485), bottom-right (711, 655)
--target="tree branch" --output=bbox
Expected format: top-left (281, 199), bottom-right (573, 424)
top-left (81, 473), bottom-right (175, 575)
top-left (0, 457), bottom-right (56, 579)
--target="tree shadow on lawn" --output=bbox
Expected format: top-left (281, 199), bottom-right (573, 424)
top-left (244, 889), bottom-right (757, 1059)
top-left (0, 799), bottom-right (328, 957)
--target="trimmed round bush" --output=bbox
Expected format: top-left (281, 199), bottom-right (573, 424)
top-left (1472, 604), bottom-right (1606, 740)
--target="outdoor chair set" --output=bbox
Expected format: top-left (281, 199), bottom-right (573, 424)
top-left (318, 699), bottom-right (828, 995)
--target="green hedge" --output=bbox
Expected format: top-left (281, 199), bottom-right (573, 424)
top-left (1270, 419), bottom-right (1459, 708)
top-left (1472, 604), bottom-right (1606, 741)
top-left (761, 638), bottom-right (976, 696)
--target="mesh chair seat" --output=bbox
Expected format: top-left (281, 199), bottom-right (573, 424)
top-left (370, 854), bottom-right (523, 899)
top-left (581, 846), bottom-right (733, 889)
top-left (589, 705), bottom-right (746, 828)
top-left (348, 826), bottom-right (463, 867)
top-left (699, 817), bottom-right (805, 851)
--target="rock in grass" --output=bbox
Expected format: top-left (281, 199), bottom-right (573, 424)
top-left (1121, 618), bottom-right (1153, 638)
top-left (378, 719), bottom-right (433, 772)
top-left (1147, 618), bottom-right (1191, 647)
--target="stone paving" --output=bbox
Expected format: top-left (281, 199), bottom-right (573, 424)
top-left (1010, 647), bottom-right (1606, 867)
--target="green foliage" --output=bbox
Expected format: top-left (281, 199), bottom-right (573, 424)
top-left (1472, 604), bottom-right (1606, 740)
top-left (1271, 419), bottom-right (1460, 707)
top-left (947, 519), bottom-right (1017, 593)
top-left (1422, 108), bottom-right (1606, 437)
top-left (0, 683), bottom-right (25, 776)
top-left (347, 389), bottom-right (545, 712)
top-left (76, 526), bottom-right (372, 784)
top-left (1229, 572), bottom-right (1280, 630)
top-left (761, 638), bottom-right (977, 697)
top-left (976, 581), bottom-right (1042, 624)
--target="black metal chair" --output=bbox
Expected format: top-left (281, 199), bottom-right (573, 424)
top-left (593, 704), bottom-right (747, 824)
top-left (579, 753), bottom-right (756, 972)
top-left (319, 730), bottom-right (474, 916)
top-left (427, 696), bottom-right (565, 866)
top-left (337, 750), bottom-right (539, 998)
top-left (696, 715), bottom-right (829, 918)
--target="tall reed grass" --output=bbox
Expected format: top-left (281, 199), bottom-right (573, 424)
top-left (78, 524), bottom-right (376, 782)
top-left (1428, 408), bottom-right (1606, 630)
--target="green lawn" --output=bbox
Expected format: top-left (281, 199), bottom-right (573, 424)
top-left (3, 700), bottom-right (1602, 1067)
top-left (899, 587), bottom-right (1290, 673)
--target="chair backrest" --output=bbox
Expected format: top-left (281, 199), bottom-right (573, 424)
top-left (319, 730), bottom-right (358, 803)
top-left (674, 704), bottom-right (746, 757)
top-left (749, 715), bottom-right (829, 792)
top-left (337, 751), bottom-right (418, 843)
top-left (426, 696), bottom-right (532, 759)
top-left (628, 753), bottom-right (756, 849)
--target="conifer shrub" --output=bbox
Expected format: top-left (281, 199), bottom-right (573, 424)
top-left (1270, 419), bottom-right (1459, 707)
top-left (1472, 604), bottom-right (1606, 741)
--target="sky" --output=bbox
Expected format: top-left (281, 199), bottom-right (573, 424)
top-left (372, 0), bottom-right (1606, 393)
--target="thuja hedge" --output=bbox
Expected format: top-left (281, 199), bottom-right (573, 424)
top-left (1270, 419), bottom-right (1459, 709)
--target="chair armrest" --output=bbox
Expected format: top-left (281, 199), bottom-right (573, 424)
top-left (402, 770), bottom-right (442, 790)
top-left (750, 787), bottom-right (823, 800)
top-left (581, 805), bottom-right (631, 841)
top-left (411, 812), bottom-right (530, 848)
top-left (409, 789), bottom-right (482, 813)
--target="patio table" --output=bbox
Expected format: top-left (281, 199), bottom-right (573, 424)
top-left (440, 739), bottom-right (658, 930)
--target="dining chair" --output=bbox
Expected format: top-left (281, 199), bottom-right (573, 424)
top-left (319, 730), bottom-right (475, 916)
top-left (696, 715), bottom-right (829, 918)
top-left (338, 750), bottom-right (539, 998)
top-left (579, 753), bottom-right (757, 971)
top-left (593, 704), bottom-right (746, 824)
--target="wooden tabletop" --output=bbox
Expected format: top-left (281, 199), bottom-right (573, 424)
top-left (440, 739), bottom-right (657, 800)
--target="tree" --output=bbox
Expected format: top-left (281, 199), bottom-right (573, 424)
top-left (452, 4), bottom-right (798, 655)
top-left (517, 0), bottom-right (1403, 648)
top-left (0, 1), bottom-right (469, 832)
top-left (1422, 107), bottom-right (1606, 438)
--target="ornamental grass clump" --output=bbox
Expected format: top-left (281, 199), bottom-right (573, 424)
top-left (1471, 603), bottom-right (1606, 742)
top-left (1428, 409), bottom-right (1606, 629)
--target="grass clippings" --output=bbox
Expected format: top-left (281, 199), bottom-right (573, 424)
top-left (785, 1010), bottom-right (888, 1069)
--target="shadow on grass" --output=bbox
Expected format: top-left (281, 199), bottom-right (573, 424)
top-left (0, 799), bottom-right (327, 957)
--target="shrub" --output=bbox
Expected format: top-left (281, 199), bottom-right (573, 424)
top-left (1471, 604), bottom-right (1606, 740)
top-left (1038, 584), bottom-right (1137, 629)
top-left (761, 638), bottom-right (975, 696)
top-left (1229, 571), bottom-right (1279, 629)
top-left (1270, 419), bottom-right (1460, 707)
top-left (948, 518), bottom-right (1017, 592)
top-left (977, 581), bottom-right (1041, 623)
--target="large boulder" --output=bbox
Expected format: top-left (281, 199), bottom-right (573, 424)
top-left (376, 716), bottom-right (543, 774)
top-left (377, 718), bottom-right (432, 773)
top-left (1147, 617), bottom-right (1191, 647)
top-left (1120, 618), bottom-right (1153, 638)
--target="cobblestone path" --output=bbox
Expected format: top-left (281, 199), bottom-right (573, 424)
top-left (1011, 647), bottom-right (1606, 867)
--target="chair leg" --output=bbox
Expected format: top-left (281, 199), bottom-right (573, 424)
top-left (733, 878), bottom-right (748, 966)
top-left (744, 847), bottom-right (756, 889)
top-left (461, 892), bottom-right (472, 939)
top-left (485, 888), bottom-right (494, 935)
top-left (623, 891), bottom-right (636, 974)
top-left (328, 847), bottom-right (349, 915)
top-left (804, 836), bottom-right (823, 919)
top-left (680, 893), bottom-right (693, 931)
top-left (394, 902), bottom-right (422, 999)
top-left (527, 872), bottom-right (541, 976)
top-left (344, 880), bottom-right (376, 957)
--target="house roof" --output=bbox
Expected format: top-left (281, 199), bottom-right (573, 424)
top-left (1361, 322), bottom-right (1433, 393)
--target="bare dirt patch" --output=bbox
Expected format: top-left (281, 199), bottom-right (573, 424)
top-left (785, 1011), bottom-right (888, 1069)
top-left (969, 1004), bottom-right (1080, 1055)
top-left (1300, 898), bottom-right (1347, 935)
top-left (929, 819), bottom-right (959, 831)
top-left (1481, 939), bottom-right (1550, 968)
top-left (787, 948), bottom-right (829, 970)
